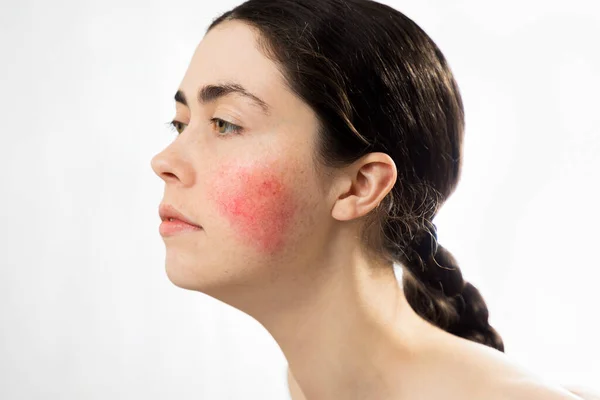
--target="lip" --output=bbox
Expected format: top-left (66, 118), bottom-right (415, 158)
top-left (158, 203), bottom-right (201, 228)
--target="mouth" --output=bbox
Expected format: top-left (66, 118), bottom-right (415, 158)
top-left (159, 217), bottom-right (203, 236)
top-left (165, 217), bottom-right (202, 227)
top-left (159, 203), bottom-right (201, 228)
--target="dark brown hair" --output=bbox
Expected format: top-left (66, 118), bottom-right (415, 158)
top-left (208, 0), bottom-right (504, 352)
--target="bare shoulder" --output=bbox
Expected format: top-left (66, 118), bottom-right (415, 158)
top-left (487, 377), bottom-right (594, 400)
top-left (437, 335), bottom-right (594, 400)
top-left (562, 386), bottom-right (600, 400)
top-left (467, 363), bottom-right (584, 399)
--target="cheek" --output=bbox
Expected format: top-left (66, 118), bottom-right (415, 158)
top-left (206, 161), bottom-right (299, 255)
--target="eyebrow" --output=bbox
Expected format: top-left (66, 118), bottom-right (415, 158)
top-left (174, 83), bottom-right (271, 116)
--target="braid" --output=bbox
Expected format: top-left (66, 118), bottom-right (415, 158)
top-left (400, 220), bottom-right (505, 352)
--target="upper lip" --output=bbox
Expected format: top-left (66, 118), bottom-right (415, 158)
top-left (159, 204), bottom-right (201, 227)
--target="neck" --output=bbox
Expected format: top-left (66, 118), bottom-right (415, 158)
top-left (233, 245), bottom-right (442, 399)
top-left (289, 265), bottom-right (437, 399)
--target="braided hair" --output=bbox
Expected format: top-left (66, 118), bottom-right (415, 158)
top-left (400, 219), bottom-right (504, 351)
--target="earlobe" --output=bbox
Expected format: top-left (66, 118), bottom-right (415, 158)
top-left (330, 152), bottom-right (397, 222)
top-left (331, 192), bottom-right (361, 221)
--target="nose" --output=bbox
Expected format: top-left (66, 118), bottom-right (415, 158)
top-left (150, 143), bottom-right (195, 187)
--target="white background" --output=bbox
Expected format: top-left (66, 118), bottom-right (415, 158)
top-left (1, 0), bottom-right (599, 398)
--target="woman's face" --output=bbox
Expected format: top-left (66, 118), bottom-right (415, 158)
top-left (151, 20), bottom-right (332, 299)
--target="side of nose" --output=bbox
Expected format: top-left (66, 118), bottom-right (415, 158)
top-left (150, 144), bottom-right (195, 187)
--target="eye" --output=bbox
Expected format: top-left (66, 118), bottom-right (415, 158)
top-left (165, 120), bottom-right (185, 135)
top-left (164, 119), bottom-right (243, 136)
top-left (209, 118), bottom-right (243, 136)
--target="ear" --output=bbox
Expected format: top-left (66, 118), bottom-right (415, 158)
top-left (331, 152), bottom-right (397, 222)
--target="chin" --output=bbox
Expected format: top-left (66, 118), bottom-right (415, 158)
top-left (163, 256), bottom-right (241, 295)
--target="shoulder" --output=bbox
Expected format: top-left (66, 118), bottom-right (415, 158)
top-left (497, 380), bottom-right (600, 400)
top-left (436, 335), bottom-right (594, 400)
top-left (563, 386), bottom-right (600, 400)
top-left (488, 378), bottom-right (591, 400)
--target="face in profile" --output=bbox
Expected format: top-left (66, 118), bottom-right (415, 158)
top-left (151, 20), bottom-right (334, 304)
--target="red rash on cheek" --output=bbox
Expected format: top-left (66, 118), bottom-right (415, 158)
top-left (206, 162), bottom-right (298, 255)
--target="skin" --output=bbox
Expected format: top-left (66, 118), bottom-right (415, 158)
top-left (208, 160), bottom-right (298, 255)
top-left (151, 20), bottom-right (590, 400)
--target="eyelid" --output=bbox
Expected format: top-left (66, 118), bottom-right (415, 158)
top-left (166, 117), bottom-right (243, 135)
top-left (167, 119), bottom-right (186, 134)
top-left (164, 119), bottom-right (183, 135)
top-left (210, 117), bottom-right (243, 135)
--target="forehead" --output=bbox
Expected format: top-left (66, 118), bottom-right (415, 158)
top-left (179, 20), bottom-right (285, 110)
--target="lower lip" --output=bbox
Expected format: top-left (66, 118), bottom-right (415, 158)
top-left (159, 219), bottom-right (203, 236)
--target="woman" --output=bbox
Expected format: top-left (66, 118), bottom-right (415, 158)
top-left (151, 0), bottom-right (597, 398)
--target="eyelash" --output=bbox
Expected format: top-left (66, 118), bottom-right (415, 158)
top-left (164, 118), bottom-right (243, 136)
